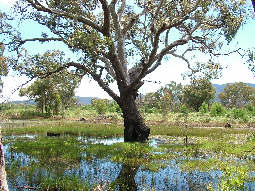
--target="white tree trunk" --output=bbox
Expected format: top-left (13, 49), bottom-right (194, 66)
top-left (0, 127), bottom-right (8, 191)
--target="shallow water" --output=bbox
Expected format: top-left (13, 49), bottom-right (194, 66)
top-left (3, 135), bottom-right (255, 191)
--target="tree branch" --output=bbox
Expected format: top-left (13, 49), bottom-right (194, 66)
top-left (146, 39), bottom-right (188, 75)
top-left (99, 0), bottom-right (111, 36)
top-left (18, 37), bottom-right (63, 46)
top-left (98, 56), bottom-right (116, 79)
top-left (38, 62), bottom-right (120, 102)
top-left (25, 0), bottom-right (103, 33)
top-left (67, 62), bottom-right (120, 102)
top-left (109, 1), bottom-right (128, 82)
top-left (118, 0), bottom-right (126, 20)
top-left (122, 8), bottom-right (147, 36)
top-left (252, 0), bottom-right (255, 12)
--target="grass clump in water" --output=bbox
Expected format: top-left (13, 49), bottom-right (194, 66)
top-left (85, 142), bottom-right (167, 171)
top-left (40, 175), bottom-right (91, 191)
top-left (9, 136), bottom-right (86, 168)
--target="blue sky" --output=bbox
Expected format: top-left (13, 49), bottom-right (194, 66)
top-left (0, 0), bottom-right (255, 101)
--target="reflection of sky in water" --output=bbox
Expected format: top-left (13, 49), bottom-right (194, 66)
top-left (77, 136), bottom-right (124, 145)
top-left (4, 135), bottom-right (255, 191)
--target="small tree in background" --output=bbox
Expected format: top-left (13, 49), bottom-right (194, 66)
top-left (218, 82), bottom-right (255, 109)
top-left (91, 98), bottom-right (109, 115)
top-left (142, 82), bottom-right (183, 114)
top-left (164, 82), bottom-right (184, 112)
top-left (155, 86), bottom-right (172, 116)
top-left (143, 92), bottom-right (160, 113)
top-left (183, 79), bottom-right (216, 112)
top-left (19, 51), bottom-right (81, 117)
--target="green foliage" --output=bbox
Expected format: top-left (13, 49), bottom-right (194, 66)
top-left (159, 82), bottom-right (184, 113)
top-left (143, 107), bottom-right (160, 114)
top-left (247, 49), bottom-right (255, 73)
top-left (142, 93), bottom-right (160, 113)
top-left (199, 102), bottom-right (209, 114)
top-left (85, 142), bottom-right (153, 166)
top-left (7, 137), bottom-right (91, 191)
top-left (0, 104), bottom-right (43, 120)
top-left (180, 104), bottom-right (190, 115)
top-left (91, 98), bottom-right (108, 115)
top-left (143, 82), bottom-right (183, 113)
top-left (232, 108), bottom-right (248, 122)
top-left (0, 42), bottom-right (8, 94)
top-left (218, 82), bottom-right (255, 109)
top-left (245, 104), bottom-right (255, 116)
top-left (19, 51), bottom-right (81, 116)
top-left (10, 136), bottom-right (85, 167)
top-left (157, 86), bottom-right (172, 115)
top-left (53, 93), bottom-right (62, 115)
top-left (183, 79), bottom-right (216, 111)
top-left (108, 101), bottom-right (122, 113)
top-left (40, 175), bottom-right (90, 191)
top-left (210, 102), bottom-right (226, 117)
top-left (208, 162), bottom-right (249, 191)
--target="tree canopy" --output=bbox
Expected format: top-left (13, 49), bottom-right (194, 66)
top-left (2, 0), bottom-right (250, 97)
top-left (183, 78), bottom-right (216, 111)
top-left (19, 51), bottom-right (81, 117)
top-left (1, 0), bottom-right (252, 141)
top-left (218, 82), bottom-right (255, 109)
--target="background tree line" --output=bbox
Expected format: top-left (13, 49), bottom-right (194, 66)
top-left (16, 74), bottom-right (255, 120)
top-left (140, 80), bottom-right (255, 115)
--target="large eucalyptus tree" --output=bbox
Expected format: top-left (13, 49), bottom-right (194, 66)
top-left (1, 0), bottom-right (251, 142)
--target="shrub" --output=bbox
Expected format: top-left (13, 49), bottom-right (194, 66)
top-left (245, 104), bottom-right (255, 116)
top-left (108, 101), bottom-right (122, 113)
top-left (180, 105), bottom-right (190, 115)
top-left (91, 98), bottom-right (108, 115)
top-left (199, 102), bottom-right (208, 114)
top-left (232, 108), bottom-right (248, 122)
top-left (210, 102), bottom-right (225, 117)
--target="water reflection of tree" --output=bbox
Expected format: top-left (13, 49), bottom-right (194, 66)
top-left (111, 163), bottom-right (139, 191)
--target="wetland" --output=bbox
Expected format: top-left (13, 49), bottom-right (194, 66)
top-left (2, 122), bottom-right (255, 190)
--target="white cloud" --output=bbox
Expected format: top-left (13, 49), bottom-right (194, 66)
top-left (0, 0), bottom-right (16, 7)
top-left (0, 73), bottom-right (30, 102)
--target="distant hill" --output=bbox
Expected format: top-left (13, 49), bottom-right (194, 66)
top-left (9, 97), bottom-right (93, 105)
top-left (76, 96), bottom-right (93, 105)
top-left (11, 100), bottom-right (35, 105)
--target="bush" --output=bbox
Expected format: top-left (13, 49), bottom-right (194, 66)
top-left (180, 105), bottom-right (190, 115)
top-left (232, 108), bottom-right (248, 122)
top-left (245, 104), bottom-right (255, 116)
top-left (144, 107), bottom-right (160, 114)
top-left (199, 102), bottom-right (208, 114)
top-left (108, 101), bottom-right (122, 113)
top-left (210, 103), bottom-right (225, 117)
top-left (91, 98), bottom-right (108, 115)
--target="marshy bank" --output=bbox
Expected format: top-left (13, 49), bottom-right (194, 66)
top-left (1, 122), bottom-right (255, 190)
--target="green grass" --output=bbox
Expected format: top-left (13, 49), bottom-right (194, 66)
top-left (2, 104), bottom-right (255, 127)
top-left (2, 122), bottom-right (124, 137)
top-left (9, 136), bottom-right (86, 168)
